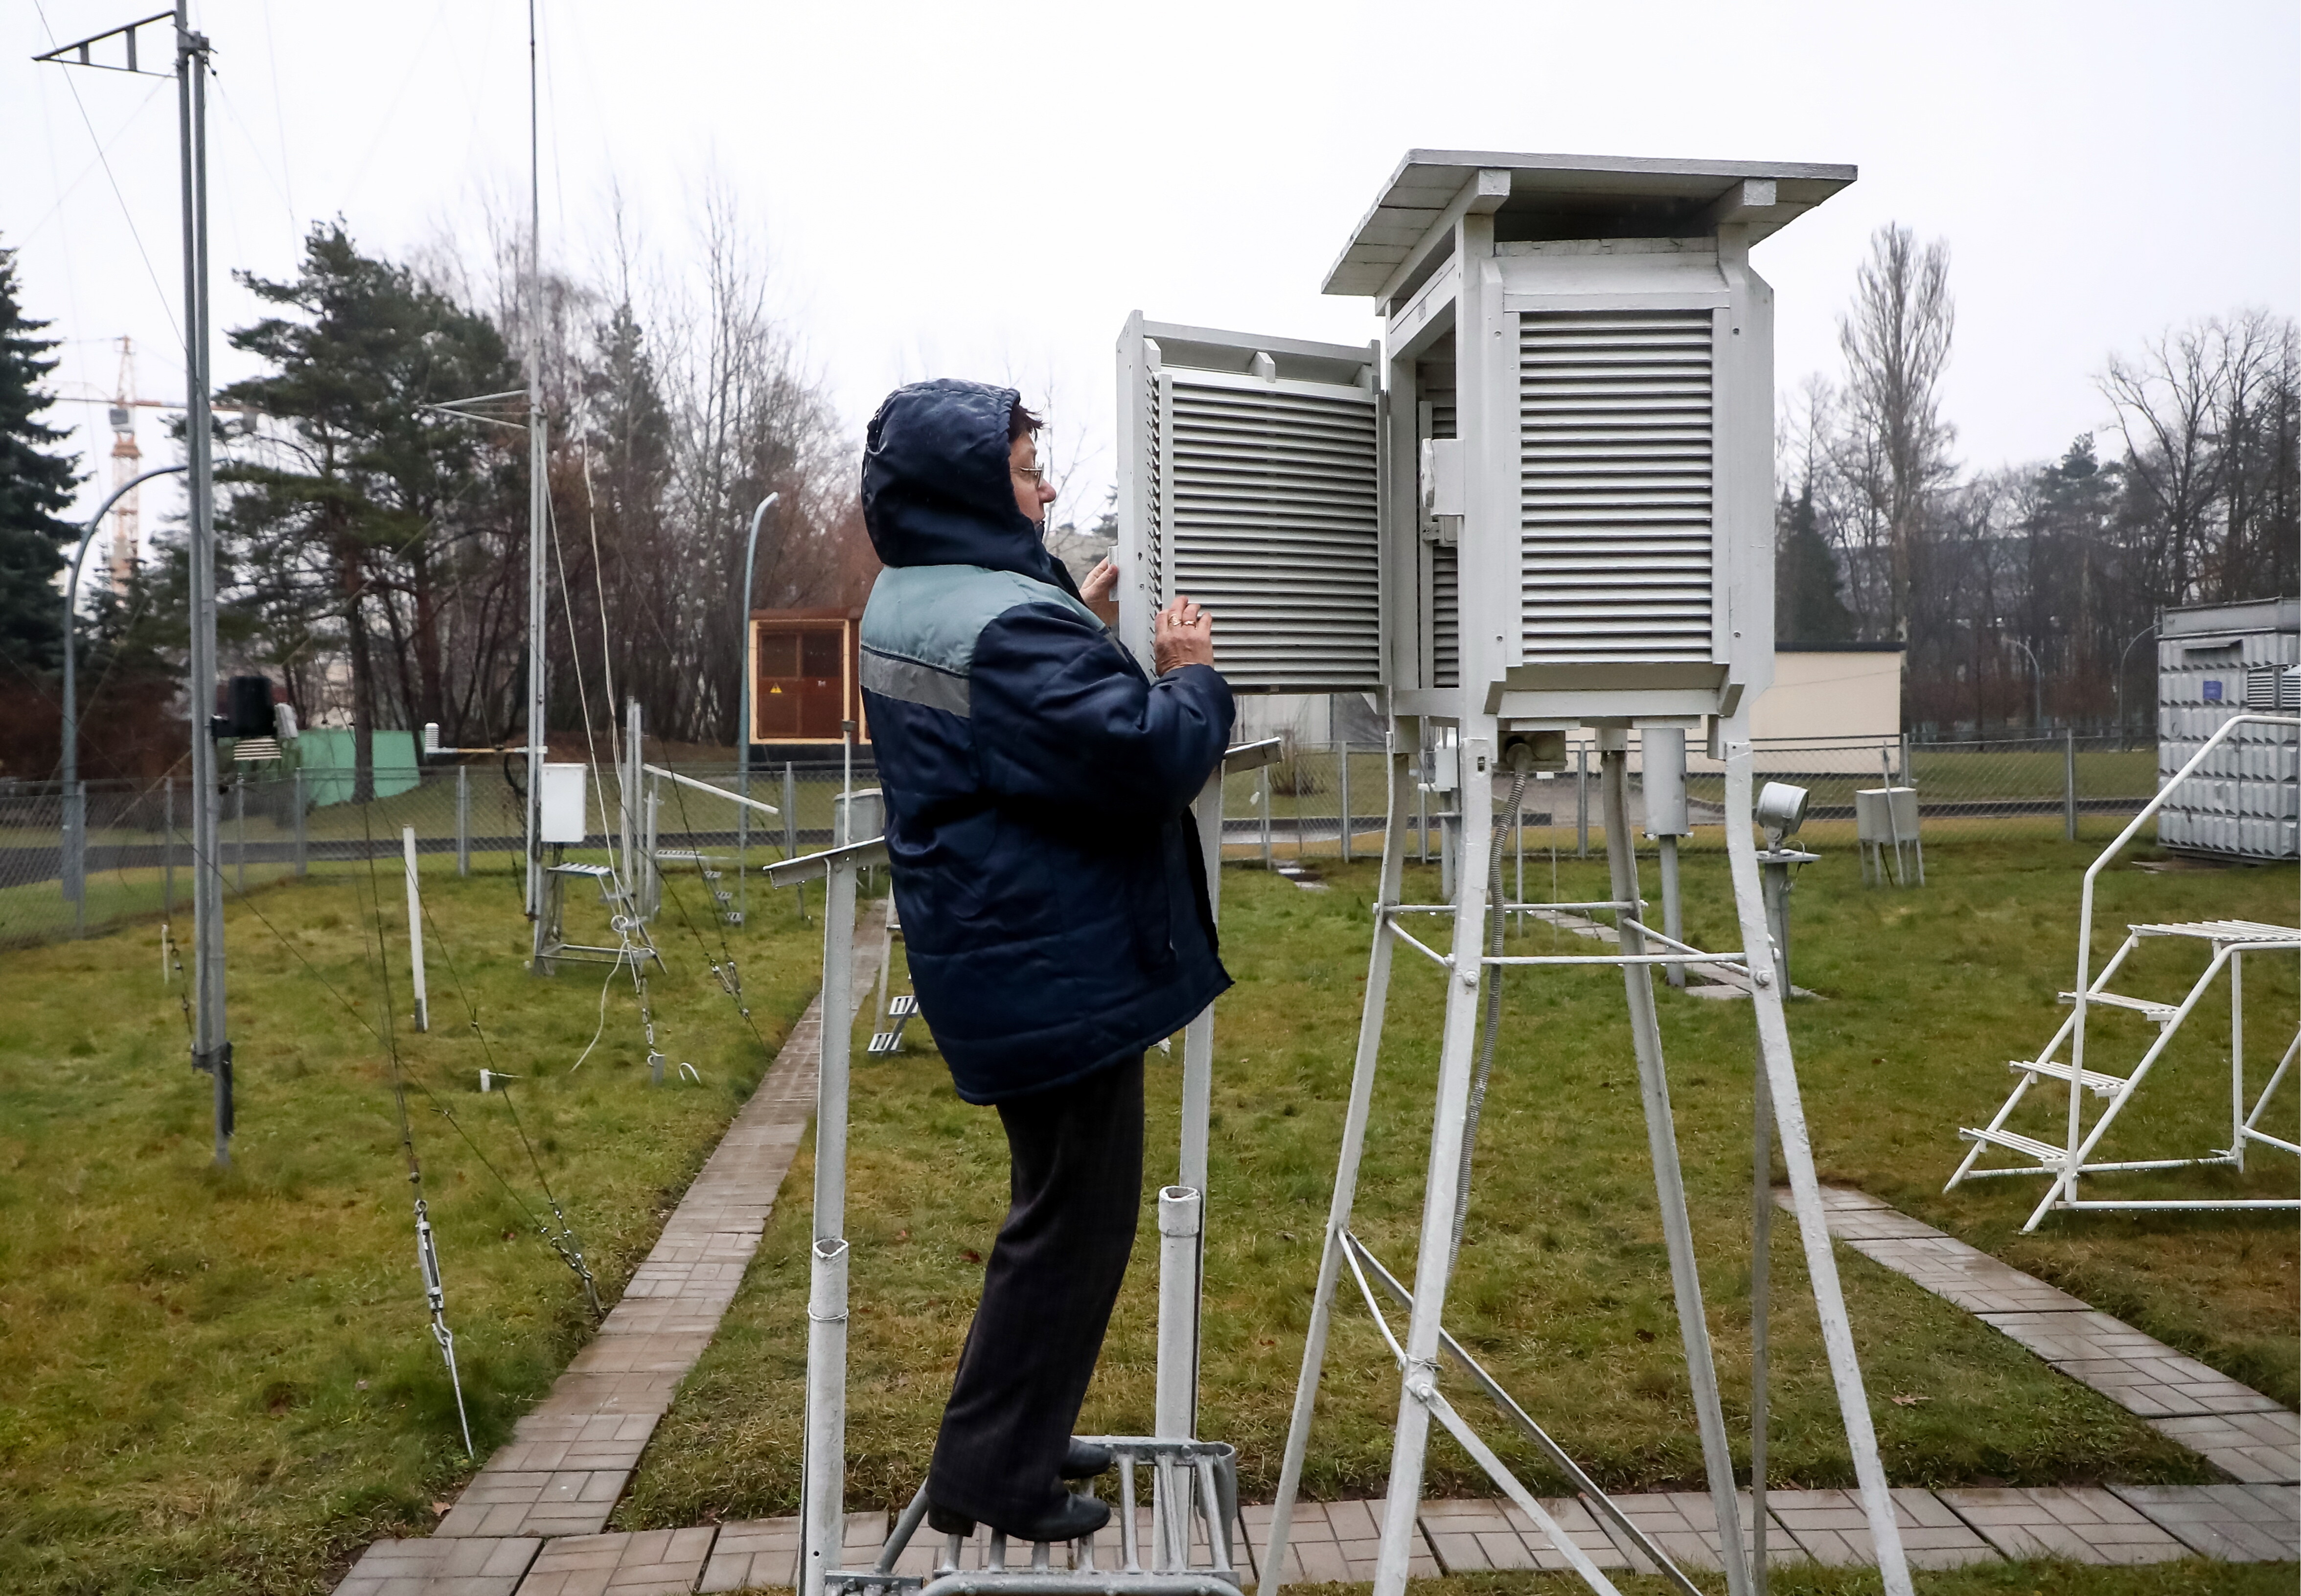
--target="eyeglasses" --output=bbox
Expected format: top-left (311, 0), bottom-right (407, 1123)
top-left (1012, 464), bottom-right (1050, 486)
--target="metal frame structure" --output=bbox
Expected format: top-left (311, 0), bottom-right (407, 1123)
top-left (1113, 151), bottom-right (1913, 1596)
top-left (1948, 712), bottom-right (2301, 1230)
top-left (773, 740), bottom-right (1282, 1596)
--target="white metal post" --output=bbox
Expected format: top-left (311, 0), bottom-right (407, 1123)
top-left (2229, 953), bottom-right (2243, 1174)
top-left (1601, 744), bottom-right (1751, 1596)
top-left (801, 850), bottom-right (859, 1596)
top-left (402, 826), bottom-right (429, 1032)
top-left (522, 0), bottom-right (550, 971)
top-left (1262, 738), bottom-right (1412, 1593)
top-left (1372, 724), bottom-right (1496, 1596)
top-left (1163, 766), bottom-right (1226, 1438)
top-left (1338, 739), bottom-right (1352, 863)
top-left (1722, 738), bottom-right (1914, 1596)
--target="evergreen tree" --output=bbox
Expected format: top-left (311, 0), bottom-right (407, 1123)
top-left (1775, 480), bottom-right (1854, 642)
top-left (0, 241), bottom-right (83, 672)
top-left (220, 222), bottom-right (513, 798)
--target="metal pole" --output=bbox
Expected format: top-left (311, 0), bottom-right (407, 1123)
top-left (1259, 765), bottom-right (1272, 869)
top-left (1658, 835), bottom-right (1684, 988)
top-left (1749, 1051), bottom-right (1773, 1596)
top-left (60, 464), bottom-right (190, 921)
top-left (163, 776), bottom-right (175, 921)
top-left (736, 495), bottom-right (780, 930)
top-left (166, 4), bottom-right (229, 1162)
top-left (2064, 726), bottom-right (2078, 842)
top-left (1575, 743), bottom-right (1588, 859)
top-left (522, 0), bottom-right (550, 969)
top-left (801, 850), bottom-right (858, 1596)
top-left (70, 780), bottom-right (87, 936)
top-left (294, 768), bottom-right (307, 876)
top-left (1337, 739), bottom-right (1352, 863)
top-left (1370, 722), bottom-right (1496, 1596)
top-left (402, 826), bottom-right (429, 1032)
top-left (1602, 743), bottom-right (1752, 1596)
top-left (784, 761), bottom-right (804, 921)
top-left (1263, 741), bottom-right (1412, 1594)
top-left (1724, 739), bottom-right (1915, 1595)
top-left (456, 765), bottom-right (470, 877)
top-left (1165, 765), bottom-right (1226, 1437)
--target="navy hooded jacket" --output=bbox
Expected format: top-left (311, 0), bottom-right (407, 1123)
top-left (858, 379), bottom-right (1234, 1104)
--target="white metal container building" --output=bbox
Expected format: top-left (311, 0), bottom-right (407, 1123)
top-left (2156, 596), bottom-right (2299, 861)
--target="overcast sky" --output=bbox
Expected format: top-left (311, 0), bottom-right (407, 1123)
top-left (8, 0), bottom-right (2296, 578)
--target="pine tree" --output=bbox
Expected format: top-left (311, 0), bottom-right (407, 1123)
top-left (1776, 480), bottom-right (1854, 643)
top-left (0, 241), bottom-right (83, 672)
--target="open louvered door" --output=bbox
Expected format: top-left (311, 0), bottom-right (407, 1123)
top-left (1116, 316), bottom-right (1383, 691)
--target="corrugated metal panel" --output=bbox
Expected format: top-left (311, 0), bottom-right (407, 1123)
top-left (1518, 310), bottom-right (1716, 662)
top-left (2154, 616), bottom-right (2300, 859)
top-left (1164, 376), bottom-right (1381, 690)
top-left (1421, 379), bottom-right (1458, 688)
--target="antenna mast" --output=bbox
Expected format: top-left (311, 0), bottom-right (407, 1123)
top-left (523, 0), bottom-right (550, 965)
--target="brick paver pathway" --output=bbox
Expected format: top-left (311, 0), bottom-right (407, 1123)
top-left (1788, 1184), bottom-right (2301, 1483)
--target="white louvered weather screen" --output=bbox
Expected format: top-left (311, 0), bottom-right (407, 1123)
top-left (1159, 373), bottom-right (1381, 690)
top-left (1518, 311), bottom-right (1717, 663)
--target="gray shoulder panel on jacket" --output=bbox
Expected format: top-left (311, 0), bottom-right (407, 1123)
top-left (860, 565), bottom-right (1101, 718)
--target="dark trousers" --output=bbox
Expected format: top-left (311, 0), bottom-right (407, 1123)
top-left (928, 1054), bottom-right (1145, 1525)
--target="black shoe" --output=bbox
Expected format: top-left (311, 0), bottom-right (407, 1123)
top-left (991, 1491), bottom-right (1111, 1544)
top-left (926, 1503), bottom-right (976, 1537)
top-left (1060, 1438), bottom-right (1115, 1479)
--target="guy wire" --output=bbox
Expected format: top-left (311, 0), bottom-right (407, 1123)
top-left (357, 800), bottom-right (474, 1457)
top-left (416, 885), bottom-right (602, 1315)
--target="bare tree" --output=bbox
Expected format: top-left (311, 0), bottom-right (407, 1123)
top-left (1835, 224), bottom-right (1957, 640)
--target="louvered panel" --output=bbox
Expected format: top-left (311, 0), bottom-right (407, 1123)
top-left (1164, 377), bottom-right (1381, 690)
top-left (1519, 311), bottom-right (1716, 662)
top-left (1421, 378), bottom-right (1459, 688)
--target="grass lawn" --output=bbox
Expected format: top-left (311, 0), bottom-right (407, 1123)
top-left (617, 839), bottom-right (2298, 1531)
top-left (0, 856), bottom-right (831, 1595)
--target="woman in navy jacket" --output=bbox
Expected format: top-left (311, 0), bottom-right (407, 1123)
top-left (857, 378), bottom-right (1232, 1542)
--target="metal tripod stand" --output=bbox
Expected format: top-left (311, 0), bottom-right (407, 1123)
top-left (1258, 715), bottom-right (1914, 1596)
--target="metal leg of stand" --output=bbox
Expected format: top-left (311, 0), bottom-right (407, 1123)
top-left (1722, 739), bottom-right (1915, 1596)
top-left (1262, 739), bottom-right (1413, 1594)
top-left (1159, 767), bottom-right (1227, 1443)
top-left (1750, 1049), bottom-right (1774, 1596)
top-left (801, 854), bottom-right (859, 1596)
top-left (1601, 748), bottom-right (1751, 1596)
top-left (1371, 719), bottom-right (1496, 1596)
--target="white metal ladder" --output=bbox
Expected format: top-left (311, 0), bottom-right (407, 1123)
top-left (1945, 713), bottom-right (2301, 1232)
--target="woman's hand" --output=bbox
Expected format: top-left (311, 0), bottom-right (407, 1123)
top-left (1153, 595), bottom-right (1214, 674)
top-left (1081, 557), bottom-right (1119, 626)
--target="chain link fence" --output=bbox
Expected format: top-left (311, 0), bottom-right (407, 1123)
top-left (1212, 732), bottom-right (2169, 868)
top-left (0, 732), bottom-right (2197, 949)
top-left (0, 759), bottom-right (863, 951)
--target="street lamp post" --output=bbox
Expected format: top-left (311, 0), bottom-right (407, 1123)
top-left (2113, 622), bottom-right (2160, 745)
top-left (2006, 636), bottom-right (2045, 730)
top-left (735, 494), bottom-right (780, 926)
top-left (59, 463), bottom-right (190, 925)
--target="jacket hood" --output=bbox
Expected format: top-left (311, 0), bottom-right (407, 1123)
top-left (861, 378), bottom-right (1076, 593)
